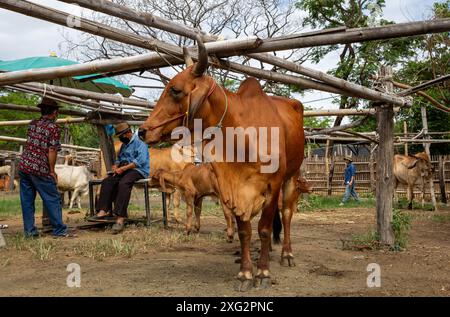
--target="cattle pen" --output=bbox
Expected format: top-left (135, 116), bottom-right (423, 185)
top-left (0, 0), bottom-right (450, 298)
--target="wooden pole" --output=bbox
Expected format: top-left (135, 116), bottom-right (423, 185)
top-left (438, 155), bottom-right (447, 204)
top-left (421, 105), bottom-right (438, 210)
top-left (0, 117), bottom-right (85, 126)
top-left (369, 143), bottom-right (376, 194)
top-left (375, 66), bottom-right (395, 246)
top-left (0, 102), bottom-right (86, 117)
top-left (8, 154), bottom-right (16, 193)
top-left (403, 121), bottom-right (408, 155)
top-left (18, 83), bottom-right (154, 108)
top-left (0, 136), bottom-right (100, 151)
top-left (96, 125), bottom-right (115, 172)
top-left (325, 140), bottom-right (330, 195)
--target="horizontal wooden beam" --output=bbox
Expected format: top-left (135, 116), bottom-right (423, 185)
top-left (0, 135), bottom-right (100, 151)
top-left (18, 83), bottom-right (155, 108)
top-left (0, 102), bottom-right (87, 116)
top-left (0, 117), bottom-right (86, 126)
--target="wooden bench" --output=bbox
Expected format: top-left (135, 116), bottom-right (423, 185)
top-left (88, 178), bottom-right (168, 227)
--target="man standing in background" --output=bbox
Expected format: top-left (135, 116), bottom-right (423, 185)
top-left (340, 156), bottom-right (360, 206)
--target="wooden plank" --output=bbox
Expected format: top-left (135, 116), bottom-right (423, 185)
top-left (96, 125), bottom-right (115, 172)
top-left (421, 105), bottom-right (438, 210)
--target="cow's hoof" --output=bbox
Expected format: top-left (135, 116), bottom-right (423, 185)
top-left (254, 276), bottom-right (272, 289)
top-left (407, 204), bottom-right (413, 210)
top-left (234, 279), bottom-right (253, 292)
top-left (226, 236), bottom-right (234, 243)
top-left (280, 254), bottom-right (296, 267)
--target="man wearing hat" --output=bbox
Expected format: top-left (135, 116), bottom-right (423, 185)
top-left (92, 122), bottom-right (149, 234)
top-left (18, 97), bottom-right (73, 238)
top-left (340, 156), bottom-right (360, 206)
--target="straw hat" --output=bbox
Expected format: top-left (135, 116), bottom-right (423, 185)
top-left (114, 122), bottom-right (131, 136)
top-left (343, 156), bottom-right (353, 162)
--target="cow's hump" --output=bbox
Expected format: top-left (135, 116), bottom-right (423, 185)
top-left (236, 78), bottom-right (265, 99)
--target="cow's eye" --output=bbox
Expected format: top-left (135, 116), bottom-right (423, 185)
top-left (170, 87), bottom-right (183, 98)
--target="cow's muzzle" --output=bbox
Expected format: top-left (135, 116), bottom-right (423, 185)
top-left (138, 128), bottom-right (147, 141)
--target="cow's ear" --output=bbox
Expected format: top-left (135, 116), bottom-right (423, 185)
top-left (402, 159), bottom-right (418, 169)
top-left (187, 82), bottom-right (209, 124)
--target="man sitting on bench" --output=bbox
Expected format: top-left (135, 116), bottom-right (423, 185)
top-left (90, 122), bottom-right (149, 234)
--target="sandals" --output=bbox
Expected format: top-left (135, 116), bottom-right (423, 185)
top-left (111, 222), bottom-right (125, 234)
top-left (87, 213), bottom-right (116, 222)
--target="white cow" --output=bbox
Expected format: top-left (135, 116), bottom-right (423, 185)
top-left (0, 165), bottom-right (11, 176)
top-left (55, 164), bottom-right (92, 209)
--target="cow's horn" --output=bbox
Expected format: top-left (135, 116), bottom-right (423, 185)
top-left (192, 35), bottom-right (208, 77)
top-left (183, 46), bottom-right (194, 67)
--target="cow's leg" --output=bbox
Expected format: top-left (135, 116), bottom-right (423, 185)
top-left (172, 189), bottom-right (182, 223)
top-left (193, 197), bottom-right (202, 232)
top-left (184, 195), bottom-right (195, 235)
top-left (407, 184), bottom-right (413, 210)
top-left (69, 188), bottom-right (80, 209)
top-left (280, 174), bottom-right (299, 267)
top-left (165, 192), bottom-right (171, 221)
top-left (222, 203), bottom-right (234, 243)
top-left (235, 217), bottom-right (253, 292)
top-left (255, 192), bottom-right (280, 289)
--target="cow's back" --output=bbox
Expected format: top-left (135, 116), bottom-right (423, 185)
top-left (55, 165), bottom-right (91, 191)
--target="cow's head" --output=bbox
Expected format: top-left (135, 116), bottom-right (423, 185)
top-left (407, 153), bottom-right (433, 180)
top-left (139, 37), bottom-right (211, 145)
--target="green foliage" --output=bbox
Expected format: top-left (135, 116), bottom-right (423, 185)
top-left (299, 194), bottom-right (375, 212)
top-left (0, 91), bottom-right (40, 151)
top-left (68, 123), bottom-right (99, 149)
top-left (392, 209), bottom-right (412, 250)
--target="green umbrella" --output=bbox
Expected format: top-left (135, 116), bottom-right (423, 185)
top-left (0, 56), bottom-right (133, 97)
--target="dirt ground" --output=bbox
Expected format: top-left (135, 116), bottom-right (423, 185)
top-left (1, 197), bottom-right (450, 297)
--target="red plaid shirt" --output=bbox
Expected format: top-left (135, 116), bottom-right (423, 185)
top-left (19, 117), bottom-right (61, 177)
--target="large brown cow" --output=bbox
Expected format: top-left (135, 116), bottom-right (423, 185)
top-left (139, 37), bottom-right (304, 291)
top-left (393, 152), bottom-right (433, 209)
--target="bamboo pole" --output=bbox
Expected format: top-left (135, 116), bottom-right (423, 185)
top-left (0, 102), bottom-right (86, 116)
top-left (18, 83), bottom-right (155, 108)
top-left (0, 0), bottom-right (439, 107)
top-left (0, 117), bottom-right (86, 126)
top-left (54, 0), bottom-right (410, 106)
top-left (393, 81), bottom-right (450, 113)
top-left (0, 136), bottom-right (100, 151)
top-left (403, 121), bottom-right (408, 155)
top-left (248, 53), bottom-right (410, 106)
top-left (62, 0), bottom-right (450, 51)
top-left (421, 105), bottom-right (438, 210)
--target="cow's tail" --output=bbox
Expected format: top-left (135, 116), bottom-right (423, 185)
top-left (272, 207), bottom-right (282, 244)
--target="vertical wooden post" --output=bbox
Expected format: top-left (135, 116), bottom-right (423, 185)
top-left (369, 143), bottom-right (376, 194)
top-left (325, 140), bottom-right (330, 195)
top-left (403, 121), bottom-right (408, 156)
top-left (9, 154), bottom-right (16, 193)
top-left (375, 66), bottom-right (395, 246)
top-left (96, 124), bottom-right (115, 172)
top-left (438, 155), bottom-right (447, 204)
top-left (420, 105), bottom-right (438, 211)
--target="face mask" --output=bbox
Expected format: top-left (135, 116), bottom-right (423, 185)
top-left (119, 136), bottom-right (130, 144)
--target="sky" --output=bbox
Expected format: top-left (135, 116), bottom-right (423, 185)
top-left (0, 0), bottom-right (443, 111)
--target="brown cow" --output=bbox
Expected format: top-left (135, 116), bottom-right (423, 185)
top-left (153, 163), bottom-right (235, 242)
top-left (139, 37), bottom-right (304, 291)
top-left (393, 152), bottom-right (433, 209)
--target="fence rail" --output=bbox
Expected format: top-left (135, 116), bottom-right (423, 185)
top-left (304, 155), bottom-right (450, 200)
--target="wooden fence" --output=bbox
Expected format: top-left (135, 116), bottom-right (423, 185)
top-left (303, 155), bottom-right (450, 201)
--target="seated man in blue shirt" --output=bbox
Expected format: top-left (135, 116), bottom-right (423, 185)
top-left (340, 156), bottom-right (360, 206)
top-left (92, 123), bottom-right (149, 234)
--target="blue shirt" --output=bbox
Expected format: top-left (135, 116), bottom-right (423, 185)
top-left (344, 163), bottom-right (356, 184)
top-left (115, 132), bottom-right (150, 178)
